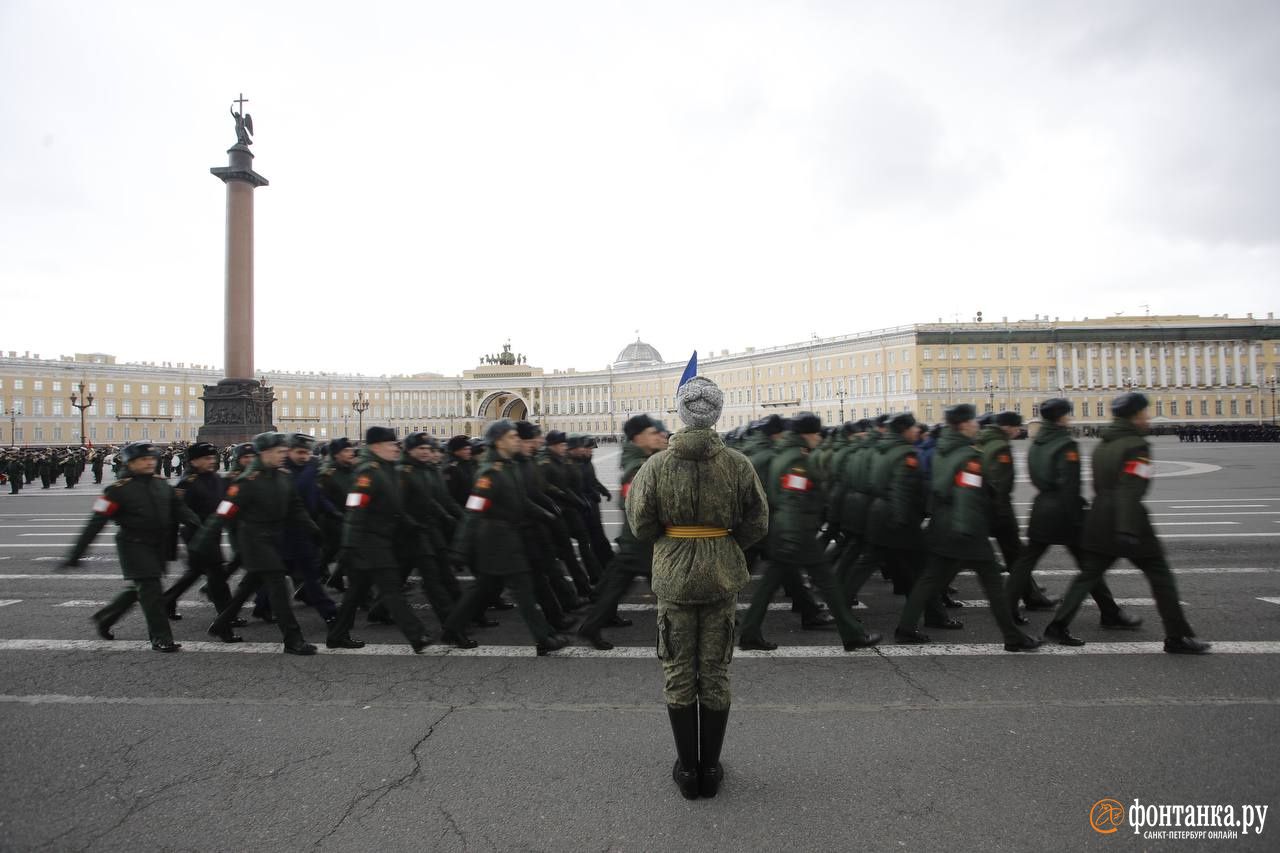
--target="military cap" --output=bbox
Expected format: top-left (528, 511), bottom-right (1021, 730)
top-left (757, 414), bottom-right (785, 436)
top-left (234, 442), bottom-right (257, 458)
top-left (468, 437), bottom-right (486, 451)
top-left (995, 411), bottom-right (1023, 427)
top-left (484, 418), bottom-right (518, 443)
top-left (624, 413), bottom-right (656, 440)
top-left (652, 419), bottom-right (670, 435)
top-left (854, 418), bottom-right (873, 432)
top-left (514, 420), bottom-right (541, 440)
top-left (888, 411), bottom-right (917, 432)
top-left (252, 431), bottom-right (289, 452)
top-left (873, 413), bottom-right (891, 427)
top-left (288, 432), bottom-right (316, 449)
top-left (119, 441), bottom-right (160, 463)
top-left (789, 412), bottom-right (822, 434)
top-left (1039, 398), bottom-right (1073, 422)
top-left (187, 442), bottom-right (217, 460)
top-left (840, 421), bottom-right (858, 437)
top-left (584, 436), bottom-right (598, 448)
top-left (945, 403), bottom-right (978, 425)
top-left (329, 437), bottom-right (355, 455)
top-left (404, 431), bottom-right (437, 451)
top-left (1111, 392), bottom-right (1149, 419)
top-left (977, 412), bottom-right (995, 427)
top-left (545, 430), bottom-right (568, 446)
top-left (364, 426), bottom-right (397, 445)
top-left (445, 435), bottom-right (471, 454)
top-left (567, 433), bottom-right (586, 449)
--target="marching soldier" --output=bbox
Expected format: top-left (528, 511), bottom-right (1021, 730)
top-left (326, 427), bottom-right (432, 652)
top-left (574, 436), bottom-right (615, 568)
top-left (6, 452), bottom-right (23, 494)
top-left (91, 449), bottom-right (105, 483)
top-left (894, 404), bottom-right (1041, 651)
top-left (198, 432), bottom-right (321, 655)
top-left (38, 451), bottom-right (55, 489)
top-left (1005, 399), bottom-right (1141, 630)
top-left (578, 413), bottom-right (664, 650)
top-left (440, 419), bottom-right (570, 654)
top-left (161, 442), bottom-right (239, 620)
top-left (61, 441), bottom-right (198, 651)
top-left (318, 437), bottom-right (357, 591)
top-left (627, 377), bottom-right (769, 800)
top-left (537, 431), bottom-right (600, 596)
top-left (540, 432), bottom-right (604, 587)
top-left (443, 435), bottom-right (476, 506)
top-left (738, 413), bottom-right (881, 651)
top-left (1043, 393), bottom-right (1210, 653)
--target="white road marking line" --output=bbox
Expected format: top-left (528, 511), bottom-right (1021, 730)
top-left (1258, 598), bottom-right (1280, 606)
top-left (55, 600), bottom-right (110, 607)
top-left (1172, 505), bottom-right (1265, 509)
top-left (1158, 533), bottom-right (1280, 538)
top-left (1011, 498), bottom-right (1280, 505)
top-left (0, 525), bottom-right (82, 529)
top-left (957, 598), bottom-right (1182, 607)
top-left (0, 600), bottom-right (20, 607)
top-left (1148, 512), bottom-right (1280, 517)
top-left (1153, 522), bottom-right (1240, 526)
top-left (615, 601), bottom-right (868, 611)
top-left (0, 574), bottom-right (123, 580)
top-left (19, 533), bottom-right (86, 537)
top-left (0, 544), bottom-right (112, 548)
top-left (0, 638), bottom-right (1273, 658)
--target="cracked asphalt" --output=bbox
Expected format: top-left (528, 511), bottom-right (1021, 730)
top-left (1, 438), bottom-right (1278, 851)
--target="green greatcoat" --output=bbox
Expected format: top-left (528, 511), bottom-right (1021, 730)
top-left (627, 428), bottom-right (769, 605)
top-left (765, 432), bottom-right (827, 564)
top-left (975, 424), bottom-right (1018, 533)
top-left (68, 474), bottom-right (199, 579)
top-left (924, 427), bottom-right (994, 561)
top-left (1025, 421), bottom-right (1086, 545)
top-left (864, 431), bottom-right (927, 551)
top-left (453, 449), bottom-right (532, 577)
top-left (342, 450), bottom-right (406, 571)
top-left (193, 460), bottom-right (317, 573)
top-left (614, 440), bottom-right (655, 573)
top-left (839, 431), bottom-right (880, 537)
top-left (1082, 418), bottom-right (1160, 558)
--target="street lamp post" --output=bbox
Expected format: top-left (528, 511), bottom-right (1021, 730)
top-left (984, 381), bottom-right (998, 413)
top-left (3, 408), bottom-right (17, 446)
top-left (69, 381), bottom-right (95, 446)
top-left (835, 389), bottom-right (847, 423)
top-left (1267, 375), bottom-right (1279, 427)
top-left (352, 390), bottom-right (370, 440)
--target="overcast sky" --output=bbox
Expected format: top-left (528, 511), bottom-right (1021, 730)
top-left (2, 1), bottom-right (1277, 377)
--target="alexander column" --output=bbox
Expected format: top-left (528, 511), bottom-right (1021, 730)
top-left (198, 94), bottom-right (276, 445)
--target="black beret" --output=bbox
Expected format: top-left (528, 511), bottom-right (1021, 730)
top-left (252, 431), bottom-right (288, 452)
top-left (514, 420), bottom-right (541, 440)
top-left (187, 442), bottom-right (217, 460)
top-left (234, 442), bottom-right (257, 458)
top-left (873, 413), bottom-right (891, 427)
top-left (403, 431), bottom-right (432, 450)
top-left (995, 411), bottom-right (1023, 427)
top-left (120, 441), bottom-right (160, 462)
top-left (945, 404), bottom-right (977, 425)
top-left (624, 413), bottom-right (656, 440)
top-left (1039, 398), bottom-right (1073, 422)
top-left (789, 411), bottom-right (822, 434)
top-left (288, 432), bottom-right (316, 449)
top-left (446, 435), bottom-right (471, 453)
top-left (484, 419), bottom-right (517, 443)
top-left (545, 430), bottom-right (567, 446)
top-left (888, 411), bottom-right (917, 432)
top-left (1112, 392), bottom-right (1149, 419)
top-left (329, 437), bottom-right (354, 455)
top-left (757, 414), bottom-right (785, 436)
top-left (365, 426), bottom-right (397, 445)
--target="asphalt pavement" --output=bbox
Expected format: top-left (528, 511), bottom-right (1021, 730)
top-left (1, 437), bottom-right (1277, 851)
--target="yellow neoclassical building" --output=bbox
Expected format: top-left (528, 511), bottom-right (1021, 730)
top-left (2, 313), bottom-right (1278, 446)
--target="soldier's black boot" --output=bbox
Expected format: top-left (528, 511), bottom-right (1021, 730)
top-left (697, 703), bottom-right (729, 798)
top-left (667, 704), bottom-right (700, 800)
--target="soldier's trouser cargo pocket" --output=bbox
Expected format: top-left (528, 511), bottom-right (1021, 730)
top-left (656, 596), bottom-right (737, 711)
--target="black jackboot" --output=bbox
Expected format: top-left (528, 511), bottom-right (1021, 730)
top-left (697, 703), bottom-right (729, 798)
top-left (667, 704), bottom-right (700, 800)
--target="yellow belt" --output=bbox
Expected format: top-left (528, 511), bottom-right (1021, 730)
top-left (665, 525), bottom-right (731, 539)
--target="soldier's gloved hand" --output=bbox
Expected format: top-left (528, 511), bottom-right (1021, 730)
top-left (1116, 533), bottom-right (1141, 548)
top-left (603, 492), bottom-right (612, 502)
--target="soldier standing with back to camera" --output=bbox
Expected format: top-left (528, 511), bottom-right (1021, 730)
top-left (62, 441), bottom-right (198, 652)
top-left (627, 377), bottom-right (769, 800)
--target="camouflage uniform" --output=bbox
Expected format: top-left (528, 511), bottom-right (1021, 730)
top-left (627, 427), bottom-right (768, 709)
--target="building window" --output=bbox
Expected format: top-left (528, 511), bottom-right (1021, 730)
top-left (1156, 400), bottom-right (1164, 416)
top-left (52, 400), bottom-right (64, 416)
top-left (140, 385), bottom-right (149, 394)
top-left (1230, 399), bottom-right (1238, 416)
top-left (1201, 399), bottom-right (1209, 416)
top-left (1246, 398), bottom-right (1254, 415)
top-left (158, 401), bottom-right (168, 416)
top-left (188, 402), bottom-right (197, 417)
top-left (122, 401), bottom-right (132, 415)
top-left (123, 384), bottom-right (131, 393)
top-left (34, 380), bottom-right (44, 391)
top-left (140, 401), bottom-right (150, 416)
top-left (158, 385), bottom-right (166, 395)
top-left (13, 380), bottom-right (22, 390)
